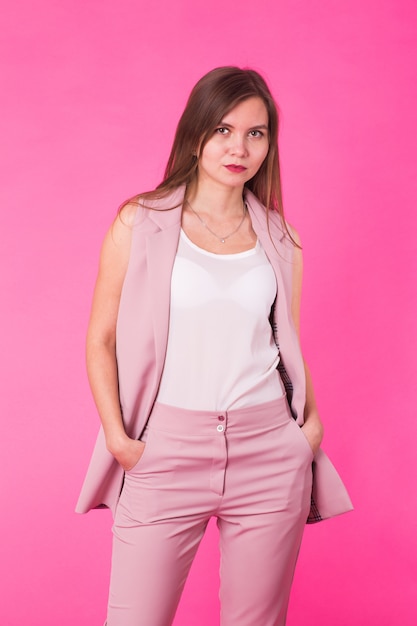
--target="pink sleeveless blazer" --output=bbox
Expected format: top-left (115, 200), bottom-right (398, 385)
top-left (76, 186), bottom-right (353, 522)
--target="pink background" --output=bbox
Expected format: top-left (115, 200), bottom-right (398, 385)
top-left (1, 1), bottom-right (416, 624)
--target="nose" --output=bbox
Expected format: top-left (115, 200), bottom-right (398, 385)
top-left (230, 134), bottom-right (248, 157)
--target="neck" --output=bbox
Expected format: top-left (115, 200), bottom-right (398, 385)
top-left (186, 180), bottom-right (245, 217)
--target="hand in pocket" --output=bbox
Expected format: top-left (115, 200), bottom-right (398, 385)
top-left (300, 420), bottom-right (322, 456)
top-left (114, 438), bottom-right (146, 471)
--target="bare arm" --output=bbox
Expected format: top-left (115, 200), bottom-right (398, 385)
top-left (291, 231), bottom-right (324, 454)
top-left (86, 205), bottom-right (144, 470)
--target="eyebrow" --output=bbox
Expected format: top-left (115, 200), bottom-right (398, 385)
top-left (218, 122), bottom-right (269, 130)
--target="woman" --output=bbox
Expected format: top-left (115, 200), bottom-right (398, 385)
top-left (76, 66), bottom-right (352, 626)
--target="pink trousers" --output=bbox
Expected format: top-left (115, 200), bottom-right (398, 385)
top-left (107, 396), bottom-right (313, 626)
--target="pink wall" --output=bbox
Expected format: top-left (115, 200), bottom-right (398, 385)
top-left (1, 1), bottom-right (416, 624)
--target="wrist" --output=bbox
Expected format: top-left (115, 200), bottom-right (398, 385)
top-left (302, 412), bottom-right (324, 444)
top-left (106, 431), bottom-right (130, 456)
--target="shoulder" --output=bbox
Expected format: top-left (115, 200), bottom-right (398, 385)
top-left (282, 223), bottom-right (302, 274)
top-left (118, 186), bottom-right (186, 231)
top-left (284, 221), bottom-right (301, 245)
top-left (118, 200), bottom-right (142, 227)
top-left (117, 193), bottom-right (161, 229)
top-left (267, 211), bottom-right (302, 263)
top-left (286, 222), bottom-right (302, 255)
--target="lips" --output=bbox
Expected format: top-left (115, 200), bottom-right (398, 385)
top-left (225, 164), bottom-right (247, 173)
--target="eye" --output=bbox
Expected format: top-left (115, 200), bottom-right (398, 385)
top-left (249, 129), bottom-right (264, 138)
top-left (215, 127), bottom-right (230, 135)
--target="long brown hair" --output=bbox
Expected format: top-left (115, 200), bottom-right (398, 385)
top-left (125, 67), bottom-right (288, 231)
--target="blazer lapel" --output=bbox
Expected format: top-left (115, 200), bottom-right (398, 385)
top-left (144, 189), bottom-right (184, 384)
top-left (245, 191), bottom-right (306, 421)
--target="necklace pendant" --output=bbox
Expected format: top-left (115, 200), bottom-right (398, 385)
top-left (186, 199), bottom-right (247, 245)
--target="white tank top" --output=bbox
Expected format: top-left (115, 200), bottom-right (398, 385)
top-left (156, 229), bottom-right (284, 411)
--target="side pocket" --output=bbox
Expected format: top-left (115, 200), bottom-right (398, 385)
top-left (289, 419), bottom-right (315, 461)
top-left (125, 429), bottom-right (154, 474)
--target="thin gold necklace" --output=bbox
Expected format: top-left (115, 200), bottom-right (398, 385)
top-left (186, 199), bottom-right (247, 244)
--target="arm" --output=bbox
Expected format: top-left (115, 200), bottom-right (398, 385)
top-left (291, 231), bottom-right (324, 454)
top-left (86, 204), bottom-right (145, 471)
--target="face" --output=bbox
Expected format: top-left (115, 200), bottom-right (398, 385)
top-left (196, 97), bottom-right (269, 191)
